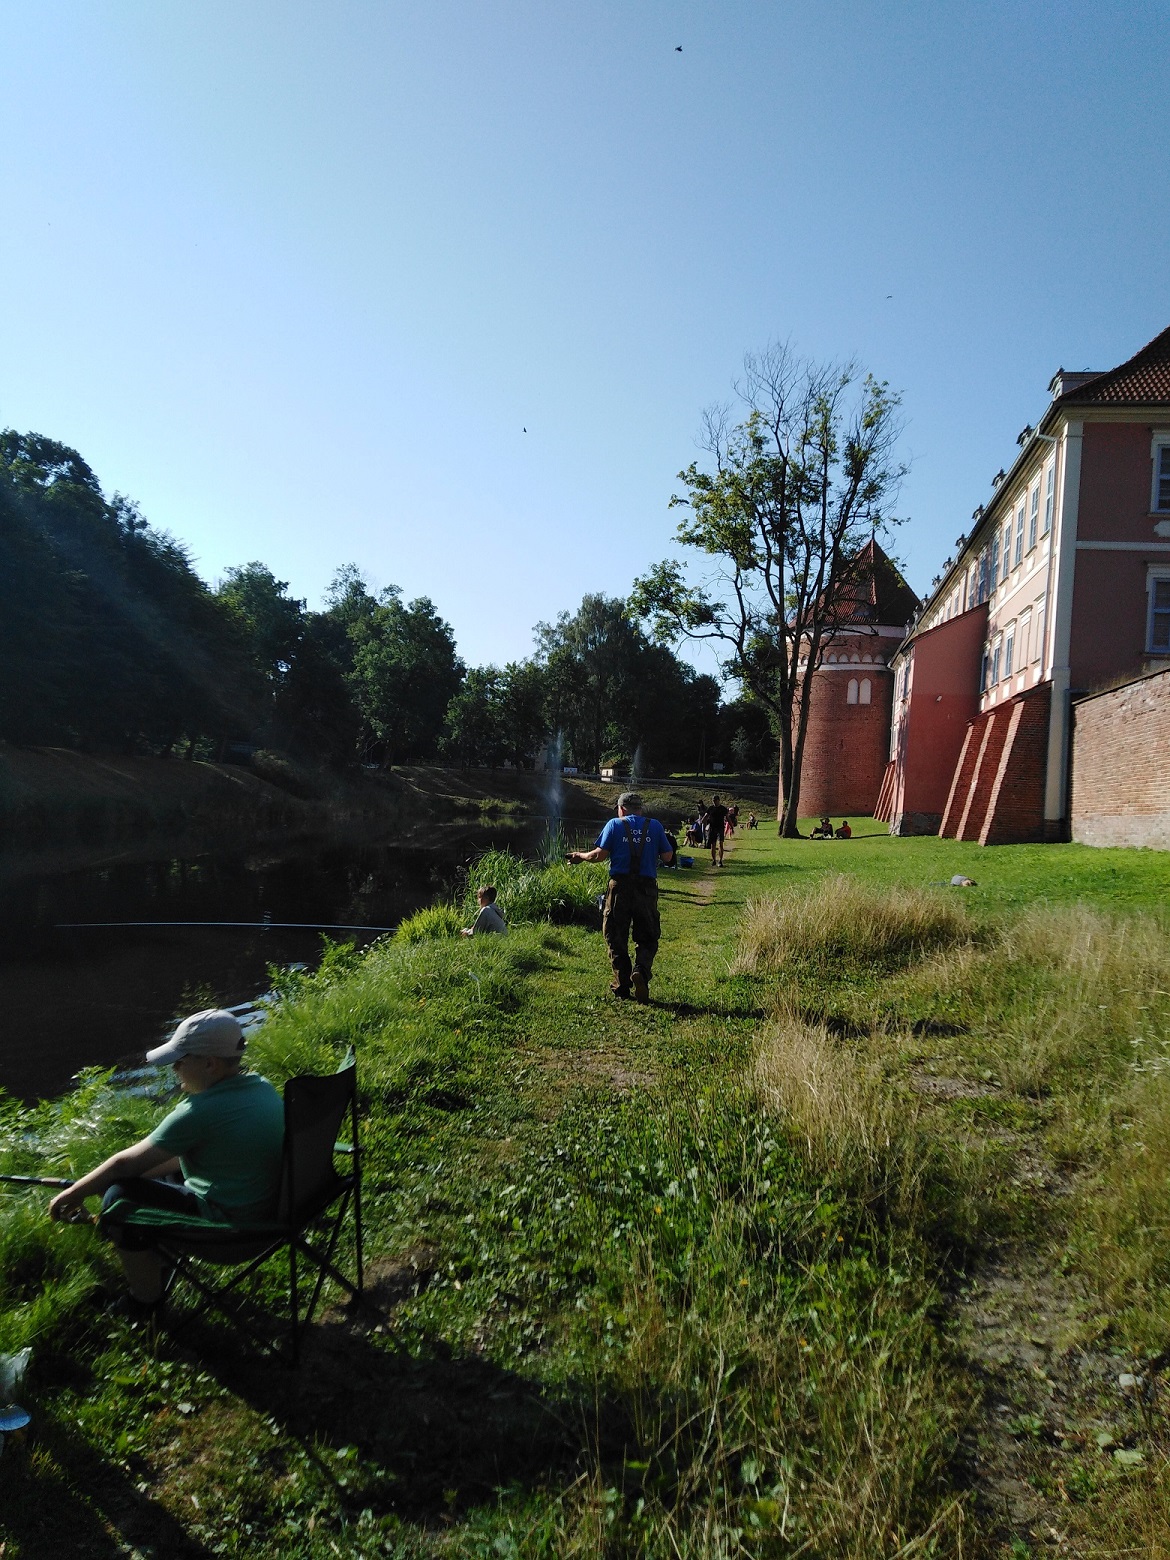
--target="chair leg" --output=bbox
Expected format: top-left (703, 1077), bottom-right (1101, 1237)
top-left (289, 1241), bottom-right (300, 1366)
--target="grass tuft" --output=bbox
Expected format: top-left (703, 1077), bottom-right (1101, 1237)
top-left (736, 874), bottom-right (971, 975)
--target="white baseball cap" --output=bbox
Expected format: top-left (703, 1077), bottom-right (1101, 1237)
top-left (146, 1008), bottom-right (246, 1064)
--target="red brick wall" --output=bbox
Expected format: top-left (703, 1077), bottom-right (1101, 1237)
top-left (1070, 668), bottom-right (1170, 848)
top-left (796, 661), bottom-right (893, 817)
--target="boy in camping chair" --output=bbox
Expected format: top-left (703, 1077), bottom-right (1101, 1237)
top-left (49, 1009), bottom-right (285, 1320)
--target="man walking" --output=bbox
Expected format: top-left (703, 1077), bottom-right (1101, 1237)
top-left (567, 791), bottom-right (673, 1003)
top-left (706, 795), bottom-right (728, 865)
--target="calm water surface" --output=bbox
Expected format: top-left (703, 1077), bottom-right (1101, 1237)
top-left (0, 821), bottom-right (550, 1100)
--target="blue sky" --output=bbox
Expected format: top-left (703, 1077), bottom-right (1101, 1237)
top-left (1, 2), bottom-right (1166, 678)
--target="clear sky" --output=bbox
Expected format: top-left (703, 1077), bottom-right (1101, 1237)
top-left (1, 2), bottom-right (1166, 678)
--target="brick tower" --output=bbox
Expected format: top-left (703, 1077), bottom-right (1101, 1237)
top-left (792, 540), bottom-right (919, 820)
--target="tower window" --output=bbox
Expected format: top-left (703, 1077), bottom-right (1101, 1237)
top-left (859, 678), bottom-right (872, 705)
top-left (847, 678), bottom-right (859, 705)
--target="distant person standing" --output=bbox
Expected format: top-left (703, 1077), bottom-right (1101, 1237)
top-left (706, 795), bottom-right (728, 864)
top-left (567, 791), bottom-right (673, 1003)
top-left (747, 812), bottom-right (758, 830)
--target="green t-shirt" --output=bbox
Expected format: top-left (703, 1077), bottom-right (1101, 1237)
top-left (149, 1072), bottom-right (285, 1221)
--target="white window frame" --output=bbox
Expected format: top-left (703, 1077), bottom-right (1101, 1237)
top-left (990, 635), bottom-right (1002, 686)
top-left (1146, 564), bottom-right (1170, 654)
top-left (1033, 595), bottom-right (1046, 664)
top-left (1018, 608), bottom-right (1032, 669)
top-left (1151, 432), bottom-right (1170, 514)
top-left (1013, 505), bottom-right (1024, 568)
top-left (1027, 486), bottom-right (1039, 551)
top-left (1001, 521), bottom-right (1012, 581)
top-left (1004, 622), bottom-right (1015, 679)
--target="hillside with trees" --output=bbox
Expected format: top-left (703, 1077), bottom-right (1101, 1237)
top-left (0, 430), bottom-right (764, 782)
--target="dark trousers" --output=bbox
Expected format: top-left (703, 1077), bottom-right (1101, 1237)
top-left (602, 875), bottom-right (660, 989)
top-left (100, 1178), bottom-right (203, 1251)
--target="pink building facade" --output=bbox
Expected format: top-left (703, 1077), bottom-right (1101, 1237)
top-left (882, 322), bottom-right (1170, 842)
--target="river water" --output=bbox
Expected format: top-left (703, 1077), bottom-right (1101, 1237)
top-left (0, 819), bottom-right (553, 1101)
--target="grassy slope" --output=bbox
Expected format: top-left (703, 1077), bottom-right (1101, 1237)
top-left (2, 823), bottom-right (1169, 1556)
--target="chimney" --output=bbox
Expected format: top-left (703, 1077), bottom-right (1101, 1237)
top-left (1048, 368), bottom-right (1104, 399)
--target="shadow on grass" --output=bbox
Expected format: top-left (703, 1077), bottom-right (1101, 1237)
top-left (0, 1405), bottom-right (214, 1558)
top-left (174, 1300), bottom-right (627, 1522)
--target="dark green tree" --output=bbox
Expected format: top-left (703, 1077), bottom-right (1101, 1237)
top-left (349, 589), bottom-right (464, 763)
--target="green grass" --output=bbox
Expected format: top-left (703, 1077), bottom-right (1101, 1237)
top-left (3, 822), bottom-right (1170, 1556)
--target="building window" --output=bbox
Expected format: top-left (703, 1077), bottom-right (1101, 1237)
top-left (1018, 610), bottom-right (1031, 668)
top-left (1033, 596), bottom-right (1046, 663)
top-left (1147, 569), bottom-right (1170, 653)
top-left (989, 533), bottom-right (999, 589)
top-left (1042, 465), bottom-right (1054, 534)
top-left (990, 637), bottom-right (1002, 686)
top-left (1001, 522), bottom-right (1011, 581)
top-left (980, 651), bottom-right (990, 692)
top-left (1014, 505), bottom-right (1024, 568)
top-left (1004, 623), bottom-right (1015, 679)
top-left (847, 678), bottom-right (859, 704)
top-left (1028, 487), bottom-right (1039, 551)
top-left (1153, 440), bottom-right (1170, 513)
top-left (859, 678), bottom-right (872, 705)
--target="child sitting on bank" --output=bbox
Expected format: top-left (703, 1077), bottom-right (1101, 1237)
top-left (462, 885), bottom-right (507, 936)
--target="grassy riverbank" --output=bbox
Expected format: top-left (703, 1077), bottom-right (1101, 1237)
top-left (2, 825), bottom-right (1170, 1556)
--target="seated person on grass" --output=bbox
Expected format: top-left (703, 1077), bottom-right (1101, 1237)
top-left (461, 884), bottom-right (507, 936)
top-left (48, 1009), bottom-right (285, 1319)
top-left (810, 817), bottom-right (834, 839)
top-left (835, 819), bottom-right (852, 839)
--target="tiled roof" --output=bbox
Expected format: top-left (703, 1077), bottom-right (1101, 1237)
top-left (833, 538), bottom-right (920, 627)
top-left (1059, 322), bottom-right (1170, 406)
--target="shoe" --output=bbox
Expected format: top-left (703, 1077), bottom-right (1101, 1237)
top-left (610, 983), bottom-right (631, 1000)
top-left (630, 970), bottom-right (649, 1004)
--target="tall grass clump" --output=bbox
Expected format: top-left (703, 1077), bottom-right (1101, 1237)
top-left (0, 1071), bottom-right (162, 1349)
top-left (466, 847), bottom-right (606, 926)
top-left (395, 902), bottom-right (463, 942)
top-left (752, 1007), bottom-right (995, 1253)
top-left (896, 901), bottom-right (1170, 1097)
top-left (736, 874), bottom-right (971, 976)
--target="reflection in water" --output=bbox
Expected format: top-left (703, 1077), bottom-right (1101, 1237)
top-left (0, 822), bottom-right (545, 1101)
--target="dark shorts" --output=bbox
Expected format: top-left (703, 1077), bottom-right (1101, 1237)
top-left (100, 1178), bottom-right (206, 1251)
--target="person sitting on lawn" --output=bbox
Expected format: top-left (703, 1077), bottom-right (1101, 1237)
top-left (810, 817), bottom-right (834, 839)
top-left (48, 1009), bottom-right (285, 1318)
top-left (835, 819), bottom-right (852, 839)
top-left (461, 884), bottom-right (507, 935)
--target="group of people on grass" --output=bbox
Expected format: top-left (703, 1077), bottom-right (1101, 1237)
top-left (809, 817), bottom-right (852, 840)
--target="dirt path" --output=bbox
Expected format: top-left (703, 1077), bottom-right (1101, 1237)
top-left (929, 1105), bottom-right (1156, 1553)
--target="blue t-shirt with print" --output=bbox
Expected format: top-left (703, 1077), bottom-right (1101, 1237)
top-left (596, 815), bottom-right (671, 879)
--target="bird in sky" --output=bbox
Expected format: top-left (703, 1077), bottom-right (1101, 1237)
top-left (675, 45), bottom-right (682, 52)
top-left (886, 294), bottom-right (893, 299)
top-left (523, 426), bottom-right (527, 433)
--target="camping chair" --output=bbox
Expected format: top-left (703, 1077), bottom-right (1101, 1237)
top-left (120, 1054), bottom-right (363, 1364)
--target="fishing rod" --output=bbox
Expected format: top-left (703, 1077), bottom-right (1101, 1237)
top-left (54, 920), bottom-right (396, 932)
top-left (0, 1175), bottom-right (73, 1189)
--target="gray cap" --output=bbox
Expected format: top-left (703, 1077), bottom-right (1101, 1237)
top-left (617, 791), bottom-right (644, 813)
top-left (146, 1008), bottom-right (246, 1064)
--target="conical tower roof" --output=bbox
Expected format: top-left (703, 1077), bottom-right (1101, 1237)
top-left (831, 538), bottom-right (920, 628)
